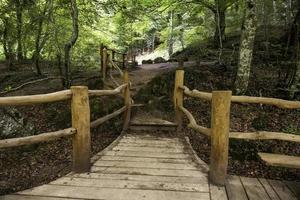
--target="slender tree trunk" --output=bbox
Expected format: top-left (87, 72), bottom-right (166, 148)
top-left (64, 0), bottom-right (79, 88)
top-left (15, 0), bottom-right (23, 61)
top-left (289, 43), bottom-right (300, 98)
top-left (34, 18), bottom-right (43, 75)
top-left (214, 8), bottom-right (226, 46)
top-left (2, 19), bottom-right (14, 70)
top-left (168, 10), bottom-right (174, 58)
top-left (234, 0), bottom-right (257, 95)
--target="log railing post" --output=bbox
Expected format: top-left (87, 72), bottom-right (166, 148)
top-left (71, 86), bottom-right (91, 173)
top-left (102, 47), bottom-right (107, 81)
top-left (123, 68), bottom-right (131, 130)
top-left (209, 91), bottom-right (232, 185)
top-left (173, 62), bottom-right (184, 131)
top-left (112, 50), bottom-right (115, 62)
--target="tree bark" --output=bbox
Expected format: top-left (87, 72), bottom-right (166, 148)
top-left (15, 0), bottom-right (23, 61)
top-left (64, 0), bottom-right (79, 88)
top-left (168, 10), bottom-right (174, 58)
top-left (2, 18), bottom-right (14, 70)
top-left (214, 8), bottom-right (226, 47)
top-left (289, 46), bottom-right (300, 98)
top-left (234, 0), bottom-right (257, 95)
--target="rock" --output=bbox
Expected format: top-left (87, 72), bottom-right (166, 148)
top-left (153, 57), bottom-right (167, 63)
top-left (0, 108), bottom-right (35, 139)
top-left (142, 59), bottom-right (153, 64)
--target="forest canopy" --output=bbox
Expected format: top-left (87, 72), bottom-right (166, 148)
top-left (0, 0), bottom-right (299, 96)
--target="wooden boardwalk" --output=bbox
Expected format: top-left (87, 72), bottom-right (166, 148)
top-left (1, 133), bottom-right (299, 200)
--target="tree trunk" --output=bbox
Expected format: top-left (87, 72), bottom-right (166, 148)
top-left (34, 18), bottom-right (43, 75)
top-left (2, 19), bottom-right (14, 70)
top-left (288, 44), bottom-right (300, 98)
top-left (234, 0), bottom-right (257, 95)
top-left (15, 0), bottom-right (23, 61)
top-left (64, 0), bottom-right (79, 88)
top-left (168, 10), bottom-right (174, 58)
top-left (214, 8), bottom-right (226, 47)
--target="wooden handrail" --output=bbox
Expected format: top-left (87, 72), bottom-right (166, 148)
top-left (179, 106), bottom-right (300, 143)
top-left (180, 86), bottom-right (300, 109)
top-left (230, 131), bottom-right (300, 143)
top-left (179, 106), bottom-right (211, 136)
top-left (91, 106), bottom-right (127, 128)
top-left (110, 60), bottom-right (124, 77)
top-left (88, 84), bottom-right (127, 97)
top-left (0, 90), bottom-right (72, 106)
top-left (0, 128), bottom-right (76, 149)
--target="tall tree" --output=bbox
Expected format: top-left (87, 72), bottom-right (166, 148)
top-left (234, 0), bottom-right (257, 94)
top-left (14, 0), bottom-right (23, 61)
top-left (64, 0), bottom-right (79, 88)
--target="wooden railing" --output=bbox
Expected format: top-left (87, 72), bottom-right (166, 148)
top-left (173, 68), bottom-right (300, 186)
top-left (100, 44), bottom-right (127, 82)
top-left (0, 69), bottom-right (131, 173)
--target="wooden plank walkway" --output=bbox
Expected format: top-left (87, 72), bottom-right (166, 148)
top-left (1, 133), bottom-right (299, 200)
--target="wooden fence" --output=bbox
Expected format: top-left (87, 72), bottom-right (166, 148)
top-left (173, 68), bottom-right (300, 186)
top-left (0, 69), bottom-right (131, 173)
top-left (100, 44), bottom-right (127, 82)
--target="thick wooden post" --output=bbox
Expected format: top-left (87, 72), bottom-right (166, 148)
top-left (173, 66), bottom-right (184, 131)
top-left (123, 69), bottom-right (131, 130)
top-left (102, 48), bottom-right (107, 81)
top-left (209, 91), bottom-right (232, 186)
top-left (71, 86), bottom-right (91, 173)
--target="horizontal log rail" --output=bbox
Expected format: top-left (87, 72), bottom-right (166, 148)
top-left (91, 106), bottom-right (127, 128)
top-left (180, 86), bottom-right (300, 109)
top-left (88, 84), bottom-right (127, 97)
top-left (0, 90), bottom-right (72, 106)
top-left (230, 131), bottom-right (300, 143)
top-left (0, 128), bottom-right (76, 149)
top-left (178, 106), bottom-right (211, 136)
top-left (179, 105), bottom-right (300, 143)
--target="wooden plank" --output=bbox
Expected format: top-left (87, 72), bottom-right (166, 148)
top-left (91, 166), bottom-right (207, 178)
top-left (209, 91), bottom-right (231, 186)
top-left (225, 176), bottom-right (248, 200)
top-left (98, 155), bottom-right (191, 164)
top-left (284, 181), bottom-right (300, 198)
top-left (50, 177), bottom-right (209, 192)
top-left (258, 153), bottom-right (300, 169)
top-left (240, 177), bottom-right (271, 200)
top-left (104, 150), bottom-right (190, 159)
top-left (68, 172), bottom-right (206, 184)
top-left (258, 178), bottom-right (280, 200)
top-left (18, 185), bottom-right (210, 200)
top-left (117, 143), bottom-right (184, 148)
top-left (93, 160), bottom-right (198, 170)
top-left (1, 195), bottom-right (83, 200)
top-left (118, 140), bottom-right (181, 146)
top-left (268, 179), bottom-right (297, 200)
top-left (112, 146), bottom-right (184, 153)
top-left (209, 184), bottom-right (228, 200)
top-left (122, 136), bottom-right (181, 142)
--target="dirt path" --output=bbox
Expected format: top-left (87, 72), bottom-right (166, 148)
top-left (128, 61), bottom-right (197, 96)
